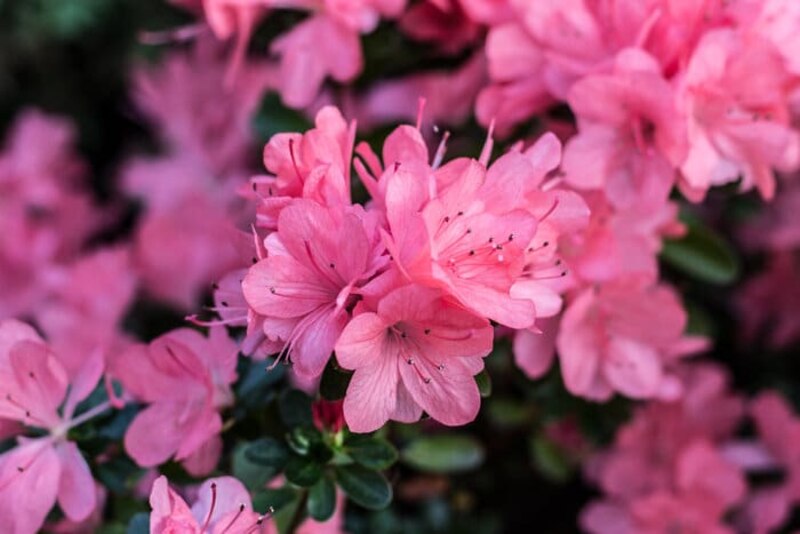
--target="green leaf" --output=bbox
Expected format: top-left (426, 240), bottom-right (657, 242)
top-left (319, 358), bottom-right (352, 401)
top-left (661, 221), bottom-right (739, 285)
top-left (244, 438), bottom-right (289, 471)
top-left (233, 443), bottom-right (276, 491)
top-left (285, 455), bottom-right (323, 487)
top-left (126, 513), bottom-right (148, 534)
top-left (346, 435), bottom-right (398, 470)
top-left (334, 465), bottom-right (392, 510)
top-left (530, 434), bottom-right (573, 483)
top-left (252, 487), bottom-right (298, 514)
top-left (307, 475), bottom-right (336, 521)
top-left (279, 389), bottom-right (313, 427)
top-left (401, 435), bottom-right (485, 473)
top-left (235, 358), bottom-right (284, 410)
top-left (476, 370), bottom-right (492, 398)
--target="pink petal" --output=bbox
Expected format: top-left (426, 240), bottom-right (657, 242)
top-left (55, 441), bottom-right (96, 522)
top-left (602, 337), bottom-right (663, 399)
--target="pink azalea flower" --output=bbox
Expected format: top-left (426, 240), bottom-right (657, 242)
top-left (586, 364), bottom-right (743, 501)
top-left (242, 199), bottom-right (387, 378)
top-left (0, 109), bottom-right (99, 318)
top-left (133, 192), bottom-right (252, 310)
top-left (562, 48), bottom-right (687, 209)
top-left (720, 390), bottom-right (800, 533)
top-left (399, 0), bottom-right (483, 54)
top-left (252, 106), bottom-right (355, 230)
top-left (556, 279), bottom-right (706, 401)
top-left (335, 284), bottom-right (493, 432)
top-left (737, 252), bottom-right (800, 349)
top-left (678, 29), bottom-right (800, 200)
top-left (739, 178), bottom-right (800, 251)
top-left (35, 247), bottom-right (135, 384)
top-left (562, 191), bottom-right (683, 285)
top-left (378, 151), bottom-right (540, 329)
top-left (0, 320), bottom-right (109, 534)
top-left (149, 475), bottom-right (270, 533)
top-left (110, 327), bottom-right (238, 475)
top-left (582, 364), bottom-right (747, 534)
top-left (132, 37), bottom-right (272, 181)
top-left (354, 53), bottom-right (487, 131)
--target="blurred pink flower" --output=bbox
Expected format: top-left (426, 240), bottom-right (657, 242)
top-left (556, 279), bottom-right (706, 401)
top-left (111, 327), bottom-right (238, 475)
top-left (0, 320), bottom-right (108, 534)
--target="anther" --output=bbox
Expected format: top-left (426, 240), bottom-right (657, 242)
top-left (221, 301), bottom-right (229, 307)
top-left (329, 263), bottom-right (335, 269)
top-left (444, 216), bottom-right (451, 223)
top-left (424, 329), bottom-right (431, 335)
top-left (269, 287), bottom-right (277, 294)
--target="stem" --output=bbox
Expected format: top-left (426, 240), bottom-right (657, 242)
top-left (285, 489), bottom-right (309, 534)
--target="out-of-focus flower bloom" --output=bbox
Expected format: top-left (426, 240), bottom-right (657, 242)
top-left (110, 326), bottom-right (238, 475)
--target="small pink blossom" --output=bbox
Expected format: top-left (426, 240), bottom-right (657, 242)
top-left (335, 284), bottom-right (493, 432)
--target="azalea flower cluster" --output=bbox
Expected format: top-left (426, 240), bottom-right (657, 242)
top-left (582, 364), bottom-right (800, 533)
top-left (2, 0), bottom-right (800, 532)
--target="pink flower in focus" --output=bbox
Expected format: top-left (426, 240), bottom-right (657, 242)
top-left (149, 475), bottom-right (269, 534)
top-left (335, 284), bottom-right (493, 432)
top-left (110, 327), bottom-right (238, 475)
top-left (242, 199), bottom-right (387, 378)
top-left (252, 106), bottom-right (355, 231)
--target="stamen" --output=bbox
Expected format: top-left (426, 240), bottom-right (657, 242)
top-left (201, 482), bottom-right (218, 532)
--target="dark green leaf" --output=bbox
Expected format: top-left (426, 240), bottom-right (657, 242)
top-left (661, 221), bottom-right (739, 285)
top-left (235, 358), bottom-right (284, 410)
top-left (307, 475), bottom-right (336, 521)
top-left (252, 487), bottom-right (298, 514)
top-left (285, 455), bottom-right (323, 487)
top-left (319, 358), bottom-right (352, 401)
top-left (334, 464), bottom-right (392, 510)
top-left (279, 389), bottom-right (313, 427)
top-left (476, 370), bottom-right (492, 398)
top-left (126, 513), bottom-right (148, 534)
top-left (401, 435), bottom-right (485, 473)
top-left (346, 435), bottom-right (398, 470)
top-left (244, 438), bottom-right (289, 470)
top-left (233, 443), bottom-right (276, 491)
top-left (530, 434), bottom-right (573, 483)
